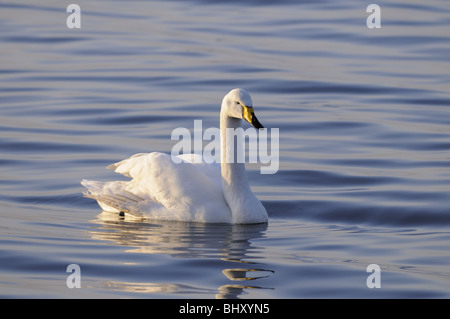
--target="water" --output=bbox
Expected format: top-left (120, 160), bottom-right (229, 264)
top-left (1, 0), bottom-right (450, 299)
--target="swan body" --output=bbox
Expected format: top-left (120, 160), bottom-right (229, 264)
top-left (82, 88), bottom-right (268, 224)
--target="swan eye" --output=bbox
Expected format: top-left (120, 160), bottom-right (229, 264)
top-left (237, 101), bottom-right (252, 108)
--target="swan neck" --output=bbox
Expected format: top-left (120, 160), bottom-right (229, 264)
top-left (220, 110), bottom-right (247, 181)
top-left (218, 94), bottom-right (268, 224)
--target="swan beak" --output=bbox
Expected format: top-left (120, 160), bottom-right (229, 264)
top-left (243, 106), bottom-right (264, 129)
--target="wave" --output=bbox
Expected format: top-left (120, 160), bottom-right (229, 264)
top-left (265, 199), bottom-right (450, 228)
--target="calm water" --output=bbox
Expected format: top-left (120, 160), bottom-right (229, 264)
top-left (1, 0), bottom-right (450, 298)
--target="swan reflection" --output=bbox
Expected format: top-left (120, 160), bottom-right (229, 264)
top-left (222, 268), bottom-right (275, 281)
top-left (90, 212), bottom-right (274, 298)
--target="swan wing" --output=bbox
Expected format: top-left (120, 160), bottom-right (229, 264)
top-left (86, 152), bottom-right (231, 223)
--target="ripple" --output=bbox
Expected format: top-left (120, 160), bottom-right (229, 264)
top-left (265, 199), bottom-right (450, 227)
top-left (1, 0), bottom-right (450, 299)
top-left (278, 169), bottom-right (405, 188)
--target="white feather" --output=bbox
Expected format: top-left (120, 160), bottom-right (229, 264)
top-left (82, 89), bottom-right (268, 224)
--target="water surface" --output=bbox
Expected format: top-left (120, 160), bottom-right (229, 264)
top-left (1, 0), bottom-right (450, 298)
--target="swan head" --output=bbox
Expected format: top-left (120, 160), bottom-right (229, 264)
top-left (222, 88), bottom-right (264, 129)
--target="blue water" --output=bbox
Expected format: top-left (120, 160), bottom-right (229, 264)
top-left (1, 0), bottom-right (450, 298)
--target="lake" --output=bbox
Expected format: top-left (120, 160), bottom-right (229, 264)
top-left (1, 0), bottom-right (450, 298)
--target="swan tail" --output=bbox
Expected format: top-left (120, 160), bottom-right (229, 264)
top-left (81, 179), bottom-right (145, 218)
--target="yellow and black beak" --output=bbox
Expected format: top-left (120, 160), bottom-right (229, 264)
top-left (242, 106), bottom-right (264, 129)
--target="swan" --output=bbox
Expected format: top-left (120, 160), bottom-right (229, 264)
top-left (81, 88), bottom-right (268, 224)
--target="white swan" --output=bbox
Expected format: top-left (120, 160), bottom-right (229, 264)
top-left (81, 88), bottom-right (268, 224)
